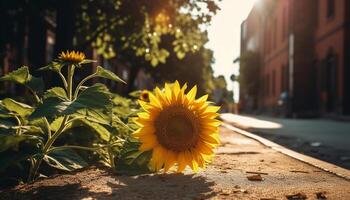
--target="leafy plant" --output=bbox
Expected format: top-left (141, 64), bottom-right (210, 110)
top-left (0, 52), bottom-right (148, 185)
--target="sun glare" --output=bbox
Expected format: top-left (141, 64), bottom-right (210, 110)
top-left (207, 0), bottom-right (257, 103)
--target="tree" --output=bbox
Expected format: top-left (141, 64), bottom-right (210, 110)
top-left (238, 51), bottom-right (261, 110)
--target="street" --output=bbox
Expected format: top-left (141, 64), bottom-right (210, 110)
top-left (221, 113), bottom-right (350, 169)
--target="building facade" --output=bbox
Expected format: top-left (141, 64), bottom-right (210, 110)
top-left (240, 0), bottom-right (350, 117)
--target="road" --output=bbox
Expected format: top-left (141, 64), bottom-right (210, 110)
top-left (221, 113), bottom-right (350, 169)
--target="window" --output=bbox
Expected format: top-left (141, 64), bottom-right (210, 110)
top-left (327, 0), bottom-right (335, 18)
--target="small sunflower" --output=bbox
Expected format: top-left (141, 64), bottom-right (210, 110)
top-left (133, 81), bottom-right (221, 173)
top-left (140, 90), bottom-right (150, 102)
top-left (59, 51), bottom-right (86, 63)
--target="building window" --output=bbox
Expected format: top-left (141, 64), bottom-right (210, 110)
top-left (327, 0), bottom-right (335, 18)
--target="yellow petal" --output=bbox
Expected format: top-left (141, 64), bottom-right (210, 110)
top-left (148, 92), bottom-right (162, 109)
top-left (204, 106), bottom-right (221, 113)
top-left (199, 133), bottom-right (220, 145)
top-left (151, 146), bottom-right (166, 171)
top-left (154, 87), bottom-right (167, 105)
top-left (186, 85), bottom-right (197, 102)
top-left (165, 83), bottom-right (173, 102)
top-left (196, 141), bottom-right (214, 155)
top-left (139, 135), bottom-right (158, 151)
top-left (163, 150), bottom-right (177, 172)
top-left (177, 152), bottom-right (187, 172)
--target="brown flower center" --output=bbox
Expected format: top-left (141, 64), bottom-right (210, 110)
top-left (154, 106), bottom-right (199, 152)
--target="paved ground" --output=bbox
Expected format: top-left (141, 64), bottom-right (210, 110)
top-left (221, 113), bottom-right (350, 169)
top-left (2, 126), bottom-right (350, 199)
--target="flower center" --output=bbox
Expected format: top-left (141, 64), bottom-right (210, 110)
top-left (155, 106), bottom-right (199, 152)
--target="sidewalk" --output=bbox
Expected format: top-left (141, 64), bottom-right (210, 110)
top-left (2, 126), bottom-right (350, 199)
top-left (220, 113), bottom-right (350, 169)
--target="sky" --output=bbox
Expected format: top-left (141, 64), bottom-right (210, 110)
top-left (206, 0), bottom-right (257, 102)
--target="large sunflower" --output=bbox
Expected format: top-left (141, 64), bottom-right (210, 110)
top-left (133, 81), bottom-right (221, 173)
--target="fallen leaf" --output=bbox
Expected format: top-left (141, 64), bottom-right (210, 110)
top-left (290, 170), bottom-right (309, 173)
top-left (286, 192), bottom-right (307, 200)
top-left (220, 189), bottom-right (231, 196)
top-left (316, 191), bottom-right (327, 199)
top-left (246, 171), bottom-right (268, 175)
top-left (247, 174), bottom-right (264, 181)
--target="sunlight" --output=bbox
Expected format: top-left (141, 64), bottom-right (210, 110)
top-left (221, 113), bottom-right (283, 129)
top-left (207, 0), bottom-right (257, 103)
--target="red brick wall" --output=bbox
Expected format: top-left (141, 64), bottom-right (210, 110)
top-left (262, 0), bottom-right (290, 109)
top-left (315, 0), bottom-right (346, 113)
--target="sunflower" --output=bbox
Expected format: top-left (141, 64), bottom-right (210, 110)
top-left (140, 90), bottom-right (150, 102)
top-left (58, 51), bottom-right (86, 63)
top-left (133, 81), bottom-right (221, 173)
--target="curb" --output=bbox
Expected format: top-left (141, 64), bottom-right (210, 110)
top-left (222, 123), bottom-right (350, 181)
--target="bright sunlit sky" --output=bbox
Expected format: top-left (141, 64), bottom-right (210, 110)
top-left (206, 0), bottom-right (257, 102)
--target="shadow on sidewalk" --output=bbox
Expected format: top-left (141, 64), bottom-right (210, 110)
top-left (2, 168), bottom-right (217, 200)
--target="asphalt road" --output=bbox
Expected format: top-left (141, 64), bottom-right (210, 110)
top-left (221, 113), bottom-right (350, 169)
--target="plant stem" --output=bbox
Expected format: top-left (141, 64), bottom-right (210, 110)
top-left (47, 141), bottom-right (123, 154)
top-left (67, 65), bottom-right (75, 100)
top-left (73, 73), bottom-right (96, 99)
top-left (58, 71), bottom-right (68, 89)
top-left (108, 147), bottom-right (115, 169)
top-left (28, 88), bottom-right (41, 104)
top-left (28, 64), bottom-right (76, 182)
top-left (14, 115), bottom-right (22, 135)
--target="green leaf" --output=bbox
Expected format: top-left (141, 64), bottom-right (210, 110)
top-left (74, 83), bottom-right (112, 110)
top-left (0, 134), bottom-right (42, 152)
top-left (1, 98), bottom-right (34, 117)
top-left (29, 97), bottom-right (66, 119)
top-left (30, 84), bottom-right (112, 119)
top-left (0, 66), bottom-right (44, 93)
top-left (44, 149), bottom-right (88, 171)
top-left (79, 119), bottom-right (110, 141)
top-left (0, 104), bottom-right (12, 118)
top-left (26, 76), bottom-right (44, 93)
top-left (29, 118), bottom-right (50, 136)
top-left (80, 59), bottom-right (96, 65)
top-left (38, 61), bottom-right (64, 72)
top-left (74, 109), bottom-right (112, 125)
top-left (128, 90), bottom-right (142, 98)
top-left (50, 117), bottom-right (72, 132)
top-left (95, 66), bottom-right (126, 83)
top-left (0, 118), bottom-right (16, 129)
top-left (0, 66), bottom-right (30, 84)
top-left (44, 87), bottom-right (68, 100)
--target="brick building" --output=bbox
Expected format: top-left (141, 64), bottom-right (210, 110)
top-left (240, 0), bottom-right (350, 117)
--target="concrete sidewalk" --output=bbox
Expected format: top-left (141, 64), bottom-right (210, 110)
top-left (221, 113), bottom-right (350, 169)
top-left (2, 126), bottom-right (350, 199)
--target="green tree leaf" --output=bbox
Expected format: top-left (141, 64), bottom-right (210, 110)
top-left (95, 66), bottom-right (126, 83)
top-left (44, 149), bottom-right (88, 171)
top-left (1, 98), bottom-right (34, 117)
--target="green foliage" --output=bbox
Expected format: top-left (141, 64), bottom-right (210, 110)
top-left (0, 53), bottom-right (148, 186)
top-left (0, 66), bottom-right (44, 94)
top-left (238, 51), bottom-right (261, 98)
top-left (76, 0), bottom-right (220, 66)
